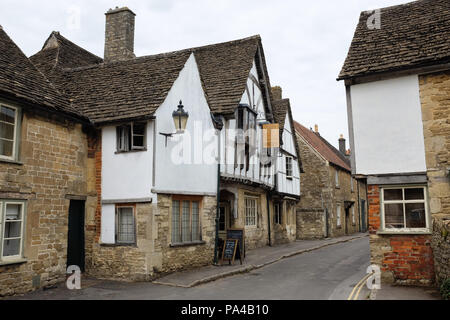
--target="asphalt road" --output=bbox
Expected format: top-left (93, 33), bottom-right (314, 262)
top-left (12, 237), bottom-right (371, 300)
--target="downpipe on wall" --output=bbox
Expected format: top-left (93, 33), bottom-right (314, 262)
top-left (212, 113), bottom-right (223, 265)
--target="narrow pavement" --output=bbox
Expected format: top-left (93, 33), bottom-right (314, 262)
top-left (11, 236), bottom-right (371, 300)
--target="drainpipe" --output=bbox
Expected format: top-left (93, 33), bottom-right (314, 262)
top-left (357, 178), bottom-right (361, 232)
top-left (266, 190), bottom-right (272, 246)
top-left (212, 114), bottom-right (223, 265)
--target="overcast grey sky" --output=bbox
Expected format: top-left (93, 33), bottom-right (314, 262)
top-left (1, 0), bottom-right (409, 148)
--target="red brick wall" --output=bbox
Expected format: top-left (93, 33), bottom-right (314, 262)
top-left (368, 185), bottom-right (435, 285)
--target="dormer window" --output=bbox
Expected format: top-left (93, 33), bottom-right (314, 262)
top-left (116, 122), bottom-right (146, 152)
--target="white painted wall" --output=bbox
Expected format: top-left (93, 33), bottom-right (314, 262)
top-left (277, 113), bottom-right (300, 196)
top-left (154, 53), bottom-right (218, 194)
top-left (101, 121), bottom-right (155, 201)
top-left (350, 75), bottom-right (427, 175)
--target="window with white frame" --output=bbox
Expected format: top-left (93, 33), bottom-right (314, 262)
top-left (381, 186), bottom-right (428, 230)
top-left (286, 156), bottom-right (293, 179)
top-left (0, 104), bottom-right (19, 160)
top-left (115, 206), bottom-right (136, 244)
top-left (116, 122), bottom-right (146, 152)
top-left (0, 201), bottom-right (26, 260)
top-left (336, 204), bottom-right (341, 227)
top-left (245, 197), bottom-right (258, 227)
top-left (171, 197), bottom-right (201, 244)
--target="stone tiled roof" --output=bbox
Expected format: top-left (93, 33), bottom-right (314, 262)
top-left (31, 34), bottom-right (267, 124)
top-left (272, 98), bottom-right (303, 172)
top-left (294, 121), bottom-right (351, 172)
top-left (338, 0), bottom-right (450, 80)
top-left (0, 27), bottom-right (84, 119)
top-left (30, 31), bottom-right (103, 85)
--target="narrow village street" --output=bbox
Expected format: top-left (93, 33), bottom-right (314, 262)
top-left (12, 237), bottom-right (371, 300)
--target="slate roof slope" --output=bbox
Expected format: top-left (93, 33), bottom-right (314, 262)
top-left (272, 98), bottom-right (303, 172)
top-left (0, 27), bottom-right (83, 119)
top-left (31, 34), bottom-right (266, 124)
top-left (294, 121), bottom-right (351, 172)
top-left (338, 0), bottom-right (450, 80)
top-left (29, 31), bottom-right (103, 85)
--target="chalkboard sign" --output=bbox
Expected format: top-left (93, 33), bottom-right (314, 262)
top-left (222, 239), bottom-right (238, 264)
top-left (227, 229), bottom-right (245, 259)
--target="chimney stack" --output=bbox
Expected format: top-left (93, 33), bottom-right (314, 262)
top-left (271, 86), bottom-right (282, 101)
top-left (339, 134), bottom-right (346, 154)
top-left (314, 124), bottom-right (319, 133)
top-left (104, 7), bottom-right (136, 63)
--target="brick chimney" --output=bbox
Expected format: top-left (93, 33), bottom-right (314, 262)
top-left (339, 134), bottom-right (346, 154)
top-left (104, 7), bottom-right (136, 63)
top-left (271, 86), bottom-right (282, 101)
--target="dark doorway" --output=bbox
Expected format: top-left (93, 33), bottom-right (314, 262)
top-left (67, 200), bottom-right (85, 272)
top-left (345, 208), bottom-right (350, 235)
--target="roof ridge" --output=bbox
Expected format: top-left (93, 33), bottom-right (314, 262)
top-left (61, 34), bottom-right (261, 73)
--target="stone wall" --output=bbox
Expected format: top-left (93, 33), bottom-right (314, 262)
top-left (156, 194), bottom-right (216, 274)
top-left (273, 199), bottom-right (297, 245)
top-left (296, 209), bottom-right (325, 239)
top-left (367, 185), bottom-right (435, 286)
top-left (0, 110), bottom-right (92, 297)
top-left (419, 70), bottom-right (450, 285)
top-left (295, 132), bottom-right (366, 239)
top-left (432, 218), bottom-right (450, 284)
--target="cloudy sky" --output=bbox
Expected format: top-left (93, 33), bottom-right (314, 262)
top-left (1, 0), bottom-right (409, 148)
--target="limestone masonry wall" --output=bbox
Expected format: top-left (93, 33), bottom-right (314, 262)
top-left (0, 111), bottom-right (92, 296)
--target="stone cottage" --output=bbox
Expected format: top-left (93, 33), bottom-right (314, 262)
top-left (0, 27), bottom-right (97, 296)
top-left (338, 0), bottom-right (450, 285)
top-left (294, 122), bottom-right (367, 239)
top-left (28, 7), bottom-right (302, 282)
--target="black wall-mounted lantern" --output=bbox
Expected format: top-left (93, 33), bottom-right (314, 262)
top-left (159, 100), bottom-right (189, 146)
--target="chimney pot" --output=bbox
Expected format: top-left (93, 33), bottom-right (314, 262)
top-left (104, 7), bottom-right (136, 63)
top-left (314, 124), bottom-right (319, 133)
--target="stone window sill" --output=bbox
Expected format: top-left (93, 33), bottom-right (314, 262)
top-left (0, 258), bottom-right (27, 266)
top-left (0, 158), bottom-right (23, 166)
top-left (377, 230), bottom-right (432, 235)
top-left (170, 241), bottom-right (206, 248)
top-left (100, 243), bottom-right (137, 248)
top-left (115, 148), bottom-right (147, 155)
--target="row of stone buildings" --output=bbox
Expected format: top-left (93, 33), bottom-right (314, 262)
top-left (0, 6), bottom-right (368, 296)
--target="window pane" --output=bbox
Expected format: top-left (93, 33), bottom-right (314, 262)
top-left (384, 189), bottom-right (403, 201)
top-left (405, 203), bottom-right (426, 228)
top-left (0, 139), bottom-right (13, 157)
top-left (0, 122), bottom-right (14, 140)
top-left (192, 202), bottom-right (200, 241)
top-left (4, 221), bottom-right (21, 238)
top-left (6, 204), bottom-right (21, 220)
top-left (133, 123), bottom-right (146, 135)
top-left (3, 239), bottom-right (20, 256)
top-left (133, 135), bottom-right (144, 148)
top-left (118, 208), bottom-right (134, 243)
top-left (0, 106), bottom-right (16, 124)
top-left (405, 188), bottom-right (424, 200)
top-left (181, 201), bottom-right (191, 242)
top-left (384, 203), bottom-right (404, 228)
top-left (172, 200), bottom-right (180, 243)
